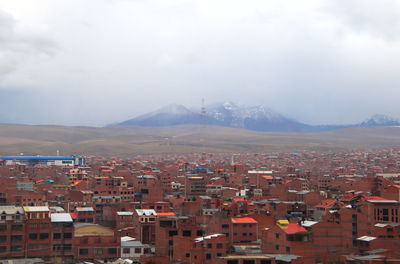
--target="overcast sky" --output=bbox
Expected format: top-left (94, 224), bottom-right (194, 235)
top-left (0, 0), bottom-right (399, 126)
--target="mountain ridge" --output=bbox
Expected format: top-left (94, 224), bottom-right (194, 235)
top-left (115, 102), bottom-right (400, 132)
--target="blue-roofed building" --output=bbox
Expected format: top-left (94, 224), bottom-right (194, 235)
top-left (0, 156), bottom-right (85, 166)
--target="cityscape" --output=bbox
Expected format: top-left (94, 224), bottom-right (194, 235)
top-left (0, 149), bottom-right (399, 263)
top-left (1, 0), bottom-right (400, 263)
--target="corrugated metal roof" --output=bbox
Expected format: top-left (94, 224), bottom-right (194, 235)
top-left (51, 213), bottom-right (73, 223)
top-left (356, 236), bottom-right (377, 242)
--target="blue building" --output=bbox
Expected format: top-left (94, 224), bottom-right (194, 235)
top-left (0, 156), bottom-right (85, 166)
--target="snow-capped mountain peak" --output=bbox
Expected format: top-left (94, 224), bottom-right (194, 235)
top-left (361, 114), bottom-right (400, 126)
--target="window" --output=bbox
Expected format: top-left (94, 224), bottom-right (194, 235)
top-left (0, 235), bottom-right (6, 242)
top-left (275, 233), bottom-right (279, 239)
top-left (217, 243), bottom-right (223, 249)
top-left (207, 243), bottom-right (212, 248)
top-left (182, 230), bottom-right (191, 236)
top-left (108, 248), bottom-right (117, 254)
top-left (64, 233), bottom-right (72, 239)
top-left (11, 235), bottom-right (22, 242)
top-left (169, 230), bottom-right (177, 236)
top-left (0, 225), bottom-right (6, 231)
top-left (39, 233), bottom-right (49, 240)
top-left (197, 230), bottom-right (204, 236)
top-left (243, 261), bottom-right (255, 264)
top-left (275, 244), bottom-right (279, 250)
top-left (123, 248), bottom-right (130, 254)
top-left (0, 246), bottom-right (6, 252)
top-left (286, 246), bottom-right (290, 253)
top-left (64, 244), bottom-right (72, 251)
top-left (12, 224), bottom-right (23, 231)
top-left (53, 244), bottom-right (62, 251)
top-left (186, 253), bottom-right (190, 258)
top-left (53, 233), bottom-right (61, 239)
top-left (217, 252), bottom-right (222, 256)
top-left (11, 245), bottom-right (22, 252)
top-left (40, 223), bottom-right (49, 229)
top-left (29, 223), bottom-right (38, 229)
top-left (135, 248), bottom-right (141, 253)
top-left (79, 248), bottom-right (89, 255)
top-left (206, 253), bottom-right (211, 260)
top-left (94, 248), bottom-right (103, 255)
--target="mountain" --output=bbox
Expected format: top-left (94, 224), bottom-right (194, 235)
top-left (360, 114), bottom-right (400, 127)
top-left (205, 102), bottom-right (311, 132)
top-left (117, 102), bottom-right (312, 132)
top-left (119, 104), bottom-right (204, 127)
top-left (115, 103), bottom-right (400, 132)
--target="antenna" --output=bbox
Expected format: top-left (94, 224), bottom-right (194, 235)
top-left (201, 98), bottom-right (206, 129)
top-left (201, 99), bottom-right (206, 160)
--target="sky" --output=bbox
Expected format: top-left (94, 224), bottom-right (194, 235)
top-left (0, 0), bottom-right (400, 126)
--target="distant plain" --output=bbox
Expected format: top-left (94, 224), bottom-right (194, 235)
top-left (0, 124), bottom-right (399, 157)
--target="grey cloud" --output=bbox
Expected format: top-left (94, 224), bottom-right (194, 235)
top-left (0, 1), bottom-right (399, 126)
top-left (324, 0), bottom-right (400, 41)
top-left (0, 9), bottom-right (57, 79)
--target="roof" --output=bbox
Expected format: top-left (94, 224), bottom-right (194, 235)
top-left (265, 254), bottom-right (300, 262)
top-left (117, 212), bottom-right (134, 216)
top-left (366, 199), bottom-right (398, 204)
top-left (0, 156), bottom-right (74, 160)
top-left (23, 206), bottom-right (49, 212)
top-left (301, 220), bottom-right (318, 227)
top-left (0, 206), bottom-right (24, 215)
top-left (374, 223), bottom-right (399, 228)
top-left (121, 236), bottom-right (136, 242)
top-left (76, 207), bottom-right (94, 212)
top-left (357, 236), bottom-right (377, 242)
top-left (74, 224), bottom-right (114, 237)
top-left (279, 223), bottom-right (307, 234)
top-left (122, 240), bottom-right (144, 247)
top-left (315, 199), bottom-right (344, 209)
top-left (157, 212), bottom-right (176, 216)
top-left (194, 233), bottom-right (224, 242)
top-left (248, 170), bottom-right (273, 174)
top-left (366, 196), bottom-right (389, 201)
top-left (51, 213), bottom-right (73, 223)
top-left (135, 209), bottom-right (157, 216)
top-left (231, 217), bottom-right (257, 224)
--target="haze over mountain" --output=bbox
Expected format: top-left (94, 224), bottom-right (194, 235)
top-left (115, 102), bottom-right (400, 132)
